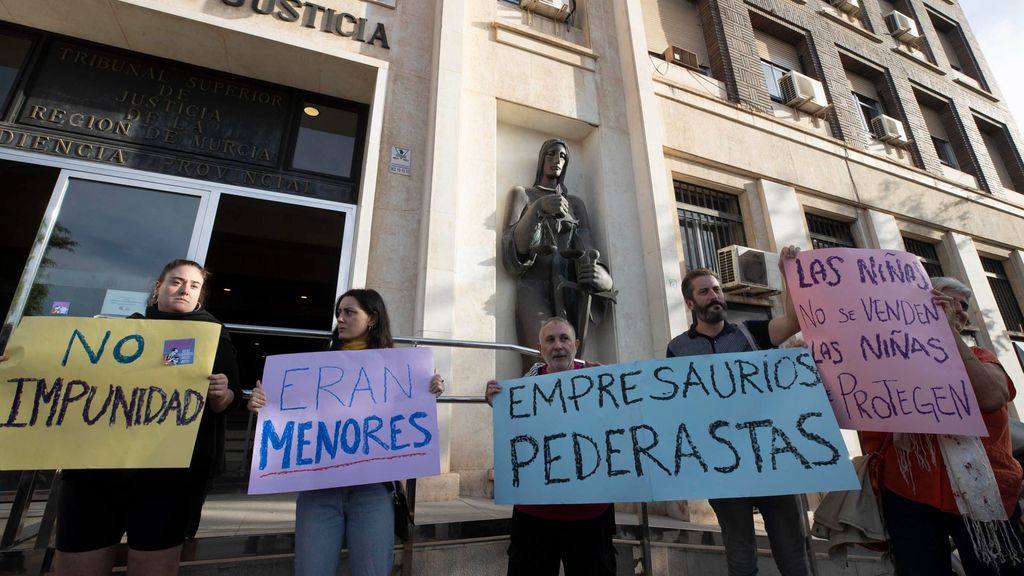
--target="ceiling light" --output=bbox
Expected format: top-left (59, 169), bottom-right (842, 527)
top-left (303, 106), bottom-right (320, 117)
top-left (300, 295), bottom-right (308, 299)
top-left (223, 287), bottom-right (232, 292)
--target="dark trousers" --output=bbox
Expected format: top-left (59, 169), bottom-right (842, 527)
top-left (710, 495), bottom-right (810, 576)
top-left (882, 490), bottom-right (1024, 576)
top-left (507, 506), bottom-right (617, 576)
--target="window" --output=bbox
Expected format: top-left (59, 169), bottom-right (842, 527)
top-left (841, 55), bottom-right (908, 153)
top-left (854, 93), bottom-right (883, 132)
top-left (0, 30), bottom-right (33, 116)
top-left (806, 213), bottom-right (855, 249)
top-left (642, 0), bottom-right (714, 78)
top-left (752, 24), bottom-right (805, 106)
top-left (290, 101), bottom-right (364, 180)
top-left (927, 9), bottom-right (986, 88)
top-left (932, 137), bottom-right (958, 169)
top-left (975, 115), bottom-right (1024, 193)
top-left (902, 237), bottom-right (944, 277)
top-left (675, 182), bottom-right (746, 272)
top-left (981, 258), bottom-right (1024, 333)
top-left (914, 89), bottom-right (974, 175)
top-left (761, 60), bottom-right (789, 102)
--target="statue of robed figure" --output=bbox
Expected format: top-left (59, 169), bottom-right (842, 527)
top-left (502, 138), bottom-right (616, 361)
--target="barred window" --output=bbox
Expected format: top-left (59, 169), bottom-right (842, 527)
top-left (903, 237), bottom-right (944, 277)
top-left (806, 213), bottom-right (855, 249)
top-left (981, 258), bottom-right (1024, 333)
top-left (675, 182), bottom-right (745, 272)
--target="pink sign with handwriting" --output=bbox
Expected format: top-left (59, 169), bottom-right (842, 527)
top-left (248, 347), bottom-right (440, 494)
top-left (784, 248), bottom-right (985, 436)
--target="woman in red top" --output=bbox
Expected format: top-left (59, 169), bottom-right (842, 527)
top-left (861, 277), bottom-right (1024, 576)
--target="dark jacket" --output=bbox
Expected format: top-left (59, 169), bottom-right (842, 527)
top-left (135, 305), bottom-right (241, 478)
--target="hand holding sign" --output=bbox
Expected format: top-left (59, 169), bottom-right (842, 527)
top-left (248, 379), bottom-right (267, 411)
top-left (207, 373), bottom-right (233, 412)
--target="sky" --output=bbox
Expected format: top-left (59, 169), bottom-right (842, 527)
top-left (958, 0), bottom-right (1024, 126)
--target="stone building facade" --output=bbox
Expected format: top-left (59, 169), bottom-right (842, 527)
top-left (1, 0), bottom-right (1023, 500)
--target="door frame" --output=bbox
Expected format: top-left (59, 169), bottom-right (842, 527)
top-left (1, 147), bottom-right (359, 331)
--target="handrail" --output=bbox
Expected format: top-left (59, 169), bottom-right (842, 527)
top-left (394, 336), bottom-right (541, 357)
top-left (221, 323), bottom-right (543, 358)
top-left (222, 323), bottom-right (330, 338)
top-left (437, 396), bottom-right (488, 404)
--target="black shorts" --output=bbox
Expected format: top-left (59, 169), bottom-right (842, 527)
top-left (56, 467), bottom-right (203, 553)
top-left (507, 506), bottom-right (617, 576)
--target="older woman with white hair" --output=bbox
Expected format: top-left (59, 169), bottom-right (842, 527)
top-left (862, 277), bottom-right (1024, 575)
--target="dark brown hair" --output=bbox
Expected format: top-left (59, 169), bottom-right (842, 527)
top-left (329, 288), bottom-right (394, 350)
top-left (150, 258), bottom-right (211, 308)
top-left (681, 268), bottom-right (719, 302)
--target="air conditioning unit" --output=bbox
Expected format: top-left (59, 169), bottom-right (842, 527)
top-left (830, 0), bottom-right (861, 16)
top-left (664, 45), bottom-right (700, 70)
top-left (871, 114), bottom-right (910, 145)
top-left (520, 0), bottom-right (574, 22)
top-left (885, 11), bottom-right (920, 43)
top-left (717, 246), bottom-right (782, 296)
top-left (779, 71), bottom-right (830, 114)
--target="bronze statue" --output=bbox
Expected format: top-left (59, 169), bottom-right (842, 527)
top-left (502, 138), bottom-right (616, 361)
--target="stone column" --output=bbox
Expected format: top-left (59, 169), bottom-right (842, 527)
top-left (612, 0), bottom-right (690, 353)
top-left (755, 180), bottom-right (811, 251)
top-left (864, 210), bottom-right (905, 251)
top-left (414, 0), bottom-right (467, 500)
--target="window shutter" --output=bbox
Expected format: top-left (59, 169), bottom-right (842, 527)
top-left (846, 71), bottom-right (880, 101)
top-left (919, 105), bottom-right (948, 140)
top-left (641, 0), bottom-right (709, 66)
top-left (753, 29), bottom-right (801, 72)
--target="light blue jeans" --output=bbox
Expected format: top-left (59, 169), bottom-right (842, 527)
top-left (294, 483), bottom-right (394, 576)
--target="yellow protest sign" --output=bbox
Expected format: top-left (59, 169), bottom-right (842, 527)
top-left (0, 317), bottom-right (221, 470)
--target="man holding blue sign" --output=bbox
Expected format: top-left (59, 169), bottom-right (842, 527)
top-left (666, 246), bottom-right (808, 576)
top-left (486, 317), bottom-right (616, 576)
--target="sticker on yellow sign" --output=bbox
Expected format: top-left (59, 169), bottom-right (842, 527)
top-left (0, 317), bottom-right (221, 470)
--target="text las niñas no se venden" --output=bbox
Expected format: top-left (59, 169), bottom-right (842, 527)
top-left (794, 251), bottom-right (976, 426)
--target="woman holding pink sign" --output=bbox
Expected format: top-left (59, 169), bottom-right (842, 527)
top-left (248, 288), bottom-right (444, 576)
top-left (862, 277), bottom-right (1024, 576)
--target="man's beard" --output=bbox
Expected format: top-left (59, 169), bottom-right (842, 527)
top-left (695, 300), bottom-right (727, 323)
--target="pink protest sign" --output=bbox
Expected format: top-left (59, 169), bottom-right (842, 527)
top-left (248, 347), bottom-right (440, 495)
top-left (784, 248), bottom-right (985, 436)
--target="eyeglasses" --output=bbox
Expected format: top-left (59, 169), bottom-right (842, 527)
top-left (956, 299), bottom-right (969, 312)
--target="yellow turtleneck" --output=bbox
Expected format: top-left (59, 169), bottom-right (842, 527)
top-left (342, 339), bottom-right (369, 351)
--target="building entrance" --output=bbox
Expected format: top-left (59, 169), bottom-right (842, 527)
top-left (1, 151), bottom-right (355, 490)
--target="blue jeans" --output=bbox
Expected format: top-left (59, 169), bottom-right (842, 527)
top-left (710, 495), bottom-right (810, 576)
top-left (294, 483), bottom-right (394, 576)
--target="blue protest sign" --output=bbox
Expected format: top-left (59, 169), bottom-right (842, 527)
top-left (492, 348), bottom-right (858, 504)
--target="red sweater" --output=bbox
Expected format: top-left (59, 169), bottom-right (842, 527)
top-left (861, 347), bottom-right (1022, 515)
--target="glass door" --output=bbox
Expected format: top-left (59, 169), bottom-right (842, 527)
top-left (195, 192), bottom-right (354, 484)
top-left (10, 173), bottom-right (209, 322)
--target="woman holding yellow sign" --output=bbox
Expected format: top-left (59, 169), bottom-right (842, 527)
top-left (6, 259), bottom-right (241, 576)
top-left (248, 288), bottom-right (444, 576)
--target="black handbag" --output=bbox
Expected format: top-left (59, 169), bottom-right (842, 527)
top-left (390, 481), bottom-right (412, 540)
